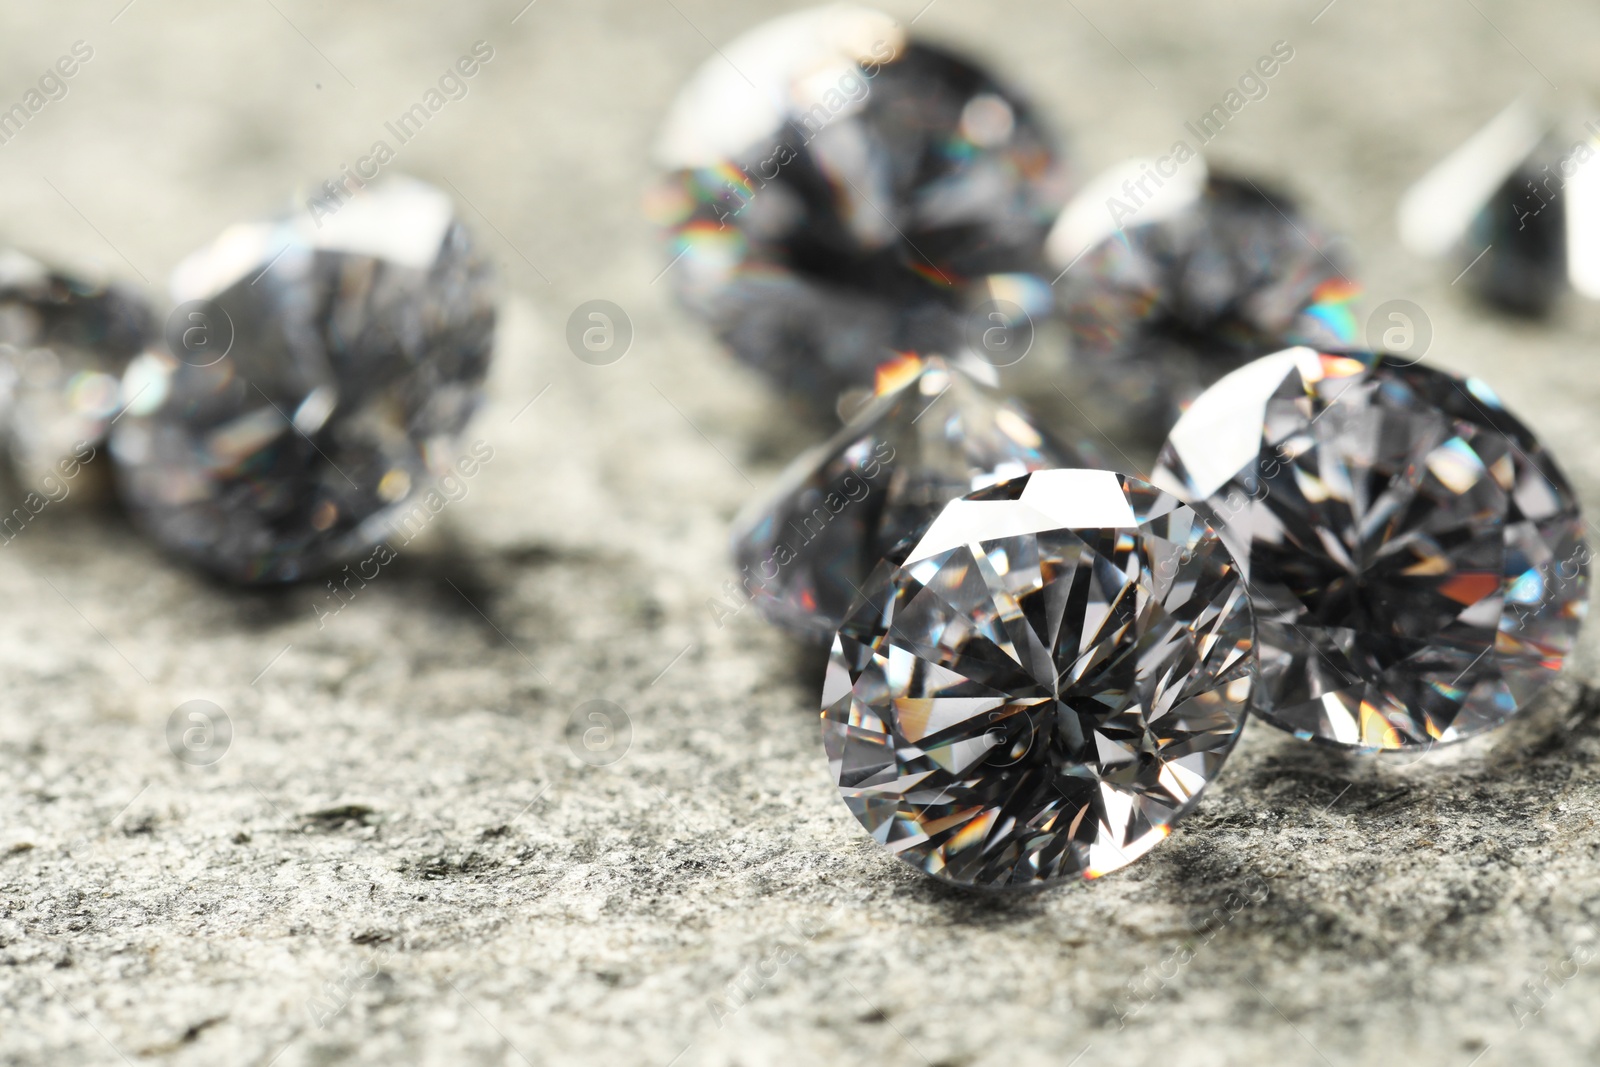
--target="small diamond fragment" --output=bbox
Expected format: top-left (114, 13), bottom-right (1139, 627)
top-left (823, 469), bottom-right (1255, 888)
top-left (731, 357), bottom-right (1078, 642)
top-left (111, 176), bottom-right (495, 583)
top-left (1155, 346), bottom-right (1589, 750)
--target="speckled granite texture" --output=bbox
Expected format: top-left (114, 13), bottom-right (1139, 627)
top-left (4, 1), bottom-right (1600, 1064)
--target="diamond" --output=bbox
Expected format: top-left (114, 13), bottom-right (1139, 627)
top-left (1155, 346), bottom-right (1590, 750)
top-left (110, 176), bottom-right (495, 583)
top-left (1398, 101), bottom-right (1600, 315)
top-left (1051, 163), bottom-right (1358, 432)
top-left (652, 5), bottom-right (1069, 408)
top-left (1401, 102), bottom-right (1600, 315)
top-left (822, 469), bottom-right (1255, 888)
top-left (731, 358), bottom-right (1078, 642)
top-left (0, 249), bottom-right (151, 488)
top-left (1458, 141), bottom-right (1570, 315)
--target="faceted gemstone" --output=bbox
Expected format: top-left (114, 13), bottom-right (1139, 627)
top-left (110, 176), bottom-right (495, 583)
top-left (731, 358), bottom-right (1078, 643)
top-left (1052, 164), bottom-right (1358, 434)
top-left (652, 5), bottom-right (1069, 409)
top-left (1460, 144), bottom-right (1569, 316)
top-left (1154, 346), bottom-right (1589, 750)
top-left (0, 249), bottom-right (152, 488)
top-left (1398, 101), bottom-right (1600, 314)
top-left (822, 469), bottom-right (1255, 888)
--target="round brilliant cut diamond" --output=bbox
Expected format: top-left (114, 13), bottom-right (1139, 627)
top-left (1155, 346), bottom-right (1588, 749)
top-left (822, 470), bottom-right (1254, 887)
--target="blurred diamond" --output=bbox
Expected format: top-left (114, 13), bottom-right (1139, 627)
top-left (111, 176), bottom-right (495, 583)
top-left (1399, 100), bottom-right (1600, 315)
top-left (823, 469), bottom-right (1255, 888)
top-left (731, 357), bottom-right (1078, 642)
top-left (0, 250), bottom-right (151, 489)
top-left (1052, 161), bottom-right (1357, 434)
top-left (1458, 141), bottom-right (1570, 315)
top-left (652, 4), bottom-right (1069, 409)
top-left (1155, 346), bottom-right (1589, 750)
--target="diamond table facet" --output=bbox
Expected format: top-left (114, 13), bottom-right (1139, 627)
top-left (823, 469), bottom-right (1255, 888)
top-left (731, 358), bottom-right (1078, 643)
top-left (1155, 346), bottom-right (1589, 750)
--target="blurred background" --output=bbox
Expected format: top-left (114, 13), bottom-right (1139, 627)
top-left (3, 1), bottom-right (1600, 1064)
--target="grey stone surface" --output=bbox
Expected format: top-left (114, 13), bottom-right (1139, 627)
top-left (3, 1), bottom-right (1600, 1064)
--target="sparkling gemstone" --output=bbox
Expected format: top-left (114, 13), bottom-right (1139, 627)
top-left (652, 5), bottom-right (1069, 408)
top-left (1154, 346), bottom-right (1589, 750)
top-left (731, 357), bottom-right (1078, 643)
top-left (822, 469), bottom-right (1255, 888)
top-left (1399, 101), bottom-right (1600, 314)
top-left (0, 249), bottom-right (151, 488)
top-left (110, 176), bottom-right (495, 583)
top-left (1051, 160), bottom-right (1358, 433)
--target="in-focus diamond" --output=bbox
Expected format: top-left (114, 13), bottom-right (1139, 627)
top-left (1051, 160), bottom-right (1357, 434)
top-left (111, 176), bottom-right (495, 583)
top-left (0, 249), bottom-right (151, 488)
top-left (731, 357), bottom-right (1078, 642)
top-left (1155, 346), bottom-right (1589, 750)
top-left (823, 469), bottom-right (1255, 888)
top-left (651, 4), bottom-right (1068, 408)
